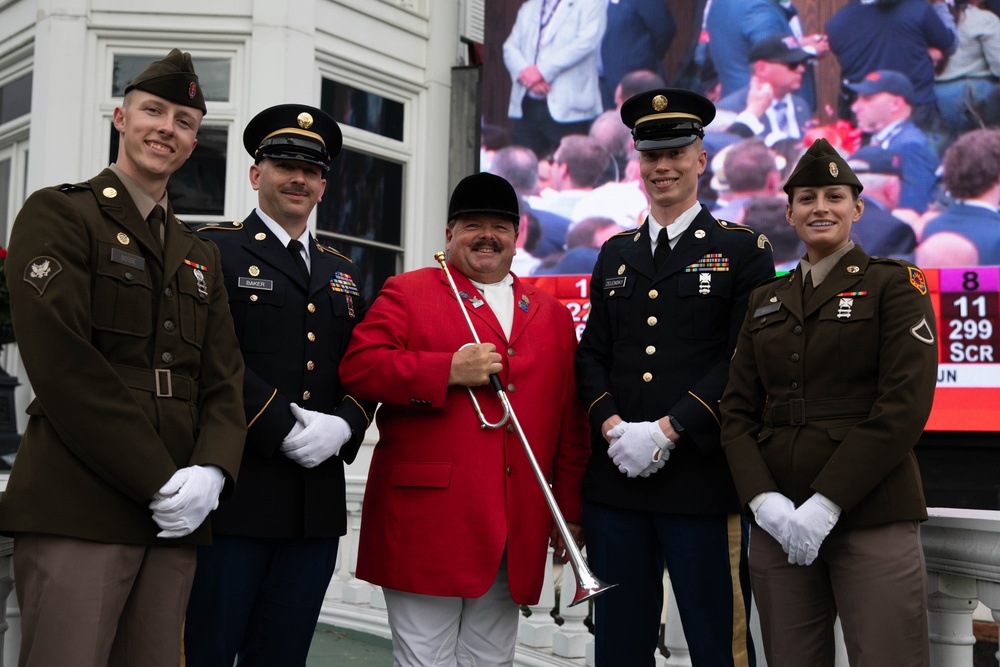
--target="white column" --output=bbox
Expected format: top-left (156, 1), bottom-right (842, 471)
top-left (927, 571), bottom-right (978, 666)
top-left (552, 562), bottom-right (591, 659)
top-left (518, 550), bottom-right (558, 648)
top-left (976, 581), bottom-right (1000, 667)
top-left (340, 499), bottom-right (374, 605)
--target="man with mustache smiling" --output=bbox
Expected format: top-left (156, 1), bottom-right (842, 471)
top-left (0, 49), bottom-right (246, 666)
top-left (187, 104), bottom-right (374, 665)
top-left (339, 172), bottom-right (589, 667)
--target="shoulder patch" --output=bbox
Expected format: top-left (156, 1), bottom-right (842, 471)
top-left (757, 233), bottom-right (771, 251)
top-left (197, 221), bottom-right (244, 233)
top-left (24, 257), bottom-right (63, 295)
top-left (907, 266), bottom-right (928, 295)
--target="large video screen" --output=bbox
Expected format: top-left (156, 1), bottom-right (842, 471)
top-left (481, 0), bottom-right (1000, 432)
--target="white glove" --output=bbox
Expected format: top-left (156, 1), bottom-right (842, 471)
top-left (750, 492), bottom-right (795, 551)
top-left (149, 465), bottom-right (225, 538)
top-left (606, 421), bottom-right (672, 478)
top-left (279, 403), bottom-right (351, 469)
top-left (786, 492), bottom-right (842, 566)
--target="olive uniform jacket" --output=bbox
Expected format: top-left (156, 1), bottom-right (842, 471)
top-left (198, 212), bottom-right (374, 539)
top-left (575, 205), bottom-right (775, 515)
top-left (0, 169), bottom-right (246, 546)
top-left (721, 246), bottom-right (938, 528)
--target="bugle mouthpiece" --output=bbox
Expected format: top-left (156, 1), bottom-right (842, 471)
top-left (434, 251), bottom-right (447, 266)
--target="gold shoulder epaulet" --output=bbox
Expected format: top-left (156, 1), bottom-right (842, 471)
top-left (197, 221), bottom-right (244, 232)
top-left (314, 239), bottom-right (352, 262)
top-left (716, 219), bottom-right (755, 233)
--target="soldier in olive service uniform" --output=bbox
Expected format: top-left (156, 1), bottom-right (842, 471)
top-left (721, 138), bottom-right (938, 666)
top-left (185, 104), bottom-right (374, 666)
top-left (0, 50), bottom-right (246, 667)
top-left (575, 88), bottom-right (774, 667)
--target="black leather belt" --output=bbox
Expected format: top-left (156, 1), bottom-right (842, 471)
top-left (112, 364), bottom-right (197, 401)
top-left (763, 397), bottom-right (875, 427)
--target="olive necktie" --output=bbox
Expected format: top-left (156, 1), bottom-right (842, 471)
top-left (147, 206), bottom-right (165, 250)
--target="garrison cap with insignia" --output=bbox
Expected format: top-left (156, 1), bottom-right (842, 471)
top-left (783, 137), bottom-right (864, 195)
top-left (620, 88), bottom-right (716, 151)
top-left (124, 48), bottom-right (207, 115)
top-left (243, 104), bottom-right (343, 172)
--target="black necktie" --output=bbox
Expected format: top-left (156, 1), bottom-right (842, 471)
top-left (147, 206), bottom-right (164, 250)
top-left (654, 228), bottom-right (671, 270)
top-left (287, 239), bottom-right (309, 282)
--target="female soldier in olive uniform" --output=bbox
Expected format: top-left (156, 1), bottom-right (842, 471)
top-left (721, 138), bottom-right (938, 666)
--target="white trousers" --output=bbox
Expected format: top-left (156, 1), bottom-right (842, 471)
top-left (382, 556), bottom-right (520, 667)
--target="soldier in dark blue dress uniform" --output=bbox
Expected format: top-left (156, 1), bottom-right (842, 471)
top-left (185, 104), bottom-right (375, 666)
top-left (575, 88), bottom-right (775, 666)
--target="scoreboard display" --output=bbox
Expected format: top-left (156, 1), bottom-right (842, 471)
top-left (523, 270), bottom-right (1000, 433)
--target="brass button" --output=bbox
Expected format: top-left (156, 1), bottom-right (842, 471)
top-left (164, 287), bottom-right (174, 298)
top-left (645, 346), bottom-right (656, 355)
top-left (609, 290), bottom-right (616, 297)
top-left (790, 382), bottom-right (798, 390)
top-left (642, 372), bottom-right (653, 382)
top-left (507, 384), bottom-right (515, 392)
top-left (507, 348), bottom-right (515, 356)
top-left (506, 424), bottom-right (514, 433)
top-left (307, 303), bottom-right (316, 313)
top-left (307, 332), bottom-right (316, 342)
top-left (124, 272), bottom-right (134, 281)
top-left (648, 289), bottom-right (658, 299)
top-left (793, 326), bottom-right (803, 335)
top-left (161, 352), bottom-right (174, 364)
top-left (302, 390), bottom-right (312, 401)
top-left (306, 360), bottom-right (315, 371)
top-left (647, 316), bottom-right (658, 326)
top-left (790, 353), bottom-right (800, 362)
top-left (250, 294), bottom-right (258, 302)
top-left (506, 466), bottom-right (512, 476)
top-left (163, 320), bottom-right (176, 332)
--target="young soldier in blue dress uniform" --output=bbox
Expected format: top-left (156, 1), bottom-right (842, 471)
top-left (575, 88), bottom-right (775, 666)
top-left (185, 104), bottom-right (375, 666)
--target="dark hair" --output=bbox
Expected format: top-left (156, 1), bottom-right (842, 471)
top-left (724, 140), bottom-right (776, 192)
top-left (554, 135), bottom-right (611, 188)
top-left (942, 129), bottom-right (1000, 199)
top-left (491, 146), bottom-right (539, 195)
top-left (742, 196), bottom-right (800, 263)
top-left (618, 70), bottom-right (667, 101)
top-left (566, 217), bottom-right (619, 249)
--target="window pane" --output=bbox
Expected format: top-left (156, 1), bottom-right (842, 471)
top-left (112, 55), bottom-right (230, 102)
top-left (109, 125), bottom-right (228, 216)
top-left (0, 74), bottom-right (32, 125)
top-left (314, 235), bottom-right (398, 302)
top-left (316, 148), bottom-right (403, 247)
top-left (321, 79), bottom-right (404, 141)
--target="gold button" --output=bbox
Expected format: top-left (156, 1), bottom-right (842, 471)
top-left (648, 289), bottom-right (658, 299)
top-left (254, 232), bottom-right (267, 241)
top-left (507, 348), bottom-right (515, 356)
top-left (609, 290), bottom-right (616, 297)
top-left (307, 332), bottom-right (316, 342)
top-left (645, 346), bottom-right (656, 355)
top-left (618, 264), bottom-right (626, 275)
top-left (302, 391), bottom-right (311, 401)
top-left (307, 303), bottom-right (316, 313)
top-left (507, 384), bottom-right (515, 392)
top-left (506, 424), bottom-right (514, 433)
top-left (642, 372), bottom-right (653, 382)
top-left (103, 187), bottom-right (118, 198)
top-left (306, 360), bottom-right (315, 371)
top-left (250, 294), bottom-right (258, 302)
top-left (647, 316), bottom-right (658, 326)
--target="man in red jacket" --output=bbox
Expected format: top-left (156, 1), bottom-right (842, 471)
top-left (340, 172), bottom-right (589, 666)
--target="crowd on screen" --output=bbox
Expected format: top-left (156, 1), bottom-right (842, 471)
top-left (489, 0), bottom-right (1000, 274)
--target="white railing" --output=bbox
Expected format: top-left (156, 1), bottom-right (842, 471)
top-left (0, 478), bottom-right (997, 666)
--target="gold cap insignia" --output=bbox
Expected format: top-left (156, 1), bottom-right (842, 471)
top-left (297, 112), bottom-right (314, 130)
top-left (117, 232), bottom-right (130, 245)
top-left (618, 264), bottom-right (626, 276)
top-left (847, 265), bottom-right (860, 274)
top-left (769, 296), bottom-right (778, 302)
top-left (102, 187), bottom-right (118, 198)
top-left (694, 229), bottom-right (707, 239)
top-left (254, 232), bottom-right (267, 241)
top-left (652, 95), bottom-right (668, 112)
top-left (249, 265), bottom-right (261, 277)
top-left (829, 162), bottom-right (839, 178)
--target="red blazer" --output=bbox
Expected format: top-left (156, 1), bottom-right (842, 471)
top-left (340, 265), bottom-right (589, 604)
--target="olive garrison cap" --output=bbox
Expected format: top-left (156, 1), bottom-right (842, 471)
top-left (783, 138), bottom-right (864, 194)
top-left (243, 104), bottom-right (343, 172)
top-left (448, 173), bottom-right (520, 225)
top-left (124, 48), bottom-right (207, 115)
top-left (620, 88), bottom-right (716, 151)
